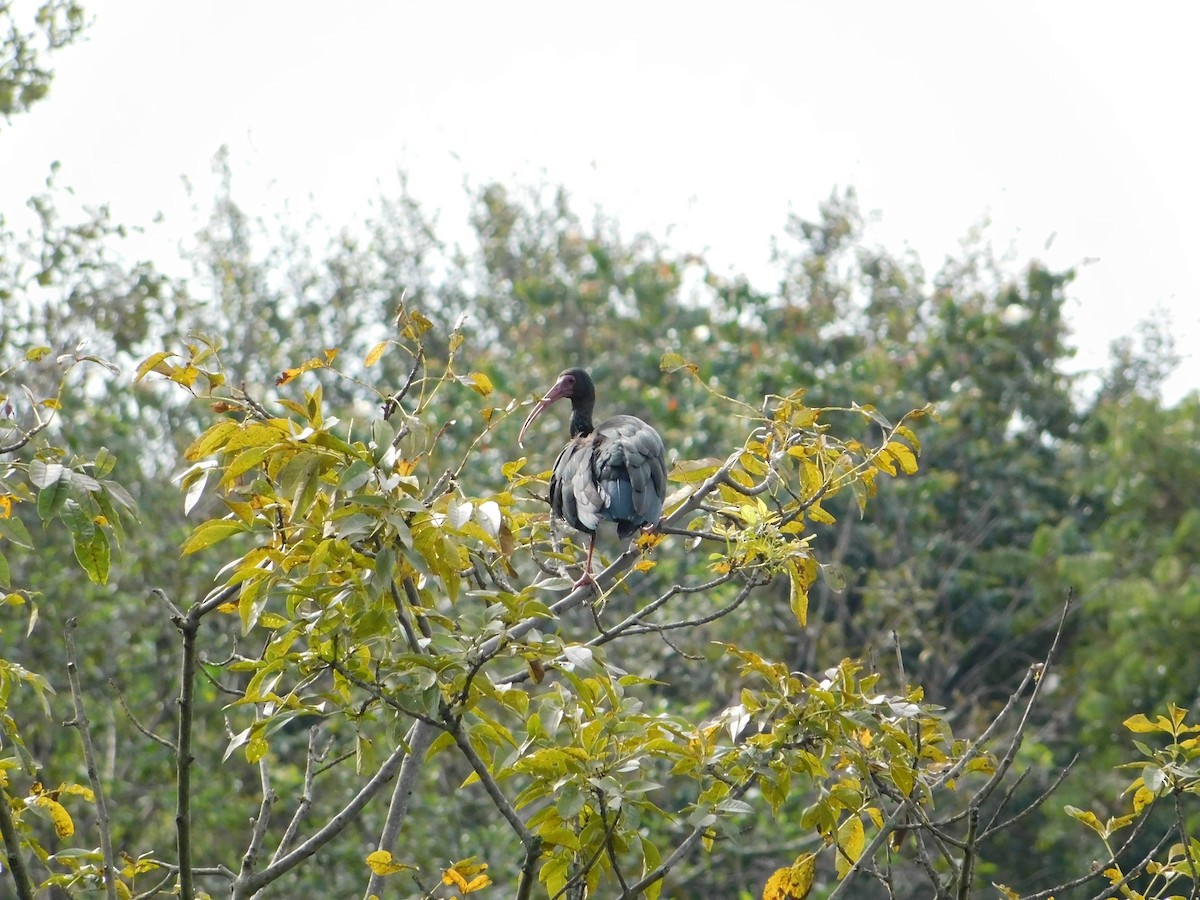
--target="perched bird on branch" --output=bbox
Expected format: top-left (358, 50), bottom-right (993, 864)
top-left (518, 368), bottom-right (666, 588)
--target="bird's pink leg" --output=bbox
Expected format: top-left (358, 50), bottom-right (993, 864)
top-left (572, 533), bottom-right (599, 590)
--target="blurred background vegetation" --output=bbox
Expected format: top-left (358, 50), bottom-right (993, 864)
top-left (3, 4), bottom-right (1198, 897)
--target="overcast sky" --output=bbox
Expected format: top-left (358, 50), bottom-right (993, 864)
top-left (4, 2), bottom-right (1198, 398)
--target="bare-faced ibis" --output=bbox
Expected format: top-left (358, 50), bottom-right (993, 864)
top-left (518, 368), bottom-right (667, 587)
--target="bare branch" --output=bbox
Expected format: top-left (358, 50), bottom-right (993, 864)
top-left (109, 678), bottom-right (176, 752)
top-left (64, 618), bottom-right (118, 900)
top-left (1019, 803), bottom-right (1160, 900)
top-left (271, 725), bottom-right (322, 865)
top-left (618, 778), bottom-right (754, 899)
top-left (440, 713), bottom-right (543, 899)
top-left (362, 722), bottom-right (436, 900)
top-left (234, 748), bottom-right (275, 887)
top-left (232, 734), bottom-right (417, 898)
top-left (0, 781), bottom-right (36, 900)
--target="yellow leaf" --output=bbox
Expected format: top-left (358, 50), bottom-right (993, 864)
top-left (895, 424), bottom-right (921, 453)
top-left (834, 816), bottom-right (864, 879)
top-left (740, 450), bottom-right (769, 477)
top-left (365, 850), bottom-right (413, 876)
top-left (1132, 785), bottom-right (1155, 814)
top-left (443, 859), bottom-right (489, 886)
top-left (184, 421), bottom-right (240, 461)
top-left (135, 350), bottom-right (176, 382)
top-left (1064, 805), bottom-right (1106, 837)
top-left (464, 874), bottom-right (493, 892)
top-left (1123, 713), bottom-right (1158, 733)
top-left (873, 448), bottom-right (898, 477)
top-left (885, 440), bottom-right (918, 475)
top-left (808, 502), bottom-right (836, 525)
top-left (762, 852), bottom-right (816, 900)
top-left (364, 341), bottom-right (389, 368)
top-left (24, 345), bottom-right (52, 361)
top-left (670, 458), bottom-right (722, 483)
top-left (37, 796), bottom-right (75, 837)
top-left (788, 561), bottom-right (808, 626)
top-left (173, 365), bottom-right (201, 388)
top-left (634, 559), bottom-right (657, 572)
top-left (466, 371), bottom-right (494, 397)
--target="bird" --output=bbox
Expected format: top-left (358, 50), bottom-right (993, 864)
top-left (518, 368), bottom-right (667, 588)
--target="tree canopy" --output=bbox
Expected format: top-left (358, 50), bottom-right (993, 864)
top-left (3, 12), bottom-right (1200, 900)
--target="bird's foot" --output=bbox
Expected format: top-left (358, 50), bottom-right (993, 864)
top-left (571, 570), bottom-right (598, 592)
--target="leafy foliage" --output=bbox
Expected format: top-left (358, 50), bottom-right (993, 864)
top-left (3, 14), bottom-right (1200, 893)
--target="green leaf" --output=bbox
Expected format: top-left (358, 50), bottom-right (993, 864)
top-left (220, 446), bottom-right (270, 486)
top-left (659, 352), bottom-right (698, 376)
top-left (37, 475), bottom-right (71, 522)
top-left (73, 528), bottom-right (110, 585)
top-left (181, 519), bottom-right (248, 555)
top-left (0, 550), bottom-right (9, 588)
top-left (29, 459), bottom-right (65, 489)
top-left (0, 516), bottom-right (34, 549)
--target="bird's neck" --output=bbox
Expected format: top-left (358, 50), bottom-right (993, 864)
top-left (569, 402), bottom-right (595, 438)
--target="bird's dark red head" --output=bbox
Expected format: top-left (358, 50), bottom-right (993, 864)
top-left (518, 368), bottom-right (596, 446)
top-left (545, 368), bottom-right (594, 403)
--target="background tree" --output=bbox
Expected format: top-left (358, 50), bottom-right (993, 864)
top-left (4, 8), bottom-right (1200, 896)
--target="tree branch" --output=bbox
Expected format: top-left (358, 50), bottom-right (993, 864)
top-left (232, 733), bottom-right (416, 898)
top-left (234, 751), bottom-right (275, 888)
top-left (270, 725), bottom-right (322, 866)
top-left (618, 778), bottom-right (754, 899)
top-left (0, 782), bottom-right (36, 900)
top-left (64, 617), bottom-right (118, 900)
top-left (362, 721), bottom-right (436, 900)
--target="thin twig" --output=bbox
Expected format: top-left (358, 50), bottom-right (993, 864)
top-left (956, 807), bottom-right (978, 900)
top-left (271, 725), bottom-right (321, 865)
top-left (109, 678), bottom-right (176, 751)
top-left (234, 751), bottom-right (275, 886)
top-left (64, 618), bottom-right (119, 900)
top-left (231, 734), bottom-right (417, 898)
top-left (618, 779), bottom-right (754, 899)
top-left (978, 756), bottom-right (1078, 841)
top-left (1019, 802), bottom-right (1160, 900)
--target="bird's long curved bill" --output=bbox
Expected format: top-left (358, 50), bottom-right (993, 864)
top-left (517, 398), bottom-right (551, 448)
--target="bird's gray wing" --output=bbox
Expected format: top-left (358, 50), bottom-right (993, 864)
top-left (550, 439), bottom-right (602, 533)
top-left (593, 416), bottom-right (667, 534)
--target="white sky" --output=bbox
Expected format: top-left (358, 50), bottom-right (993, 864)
top-left (4, 2), bottom-right (1199, 399)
